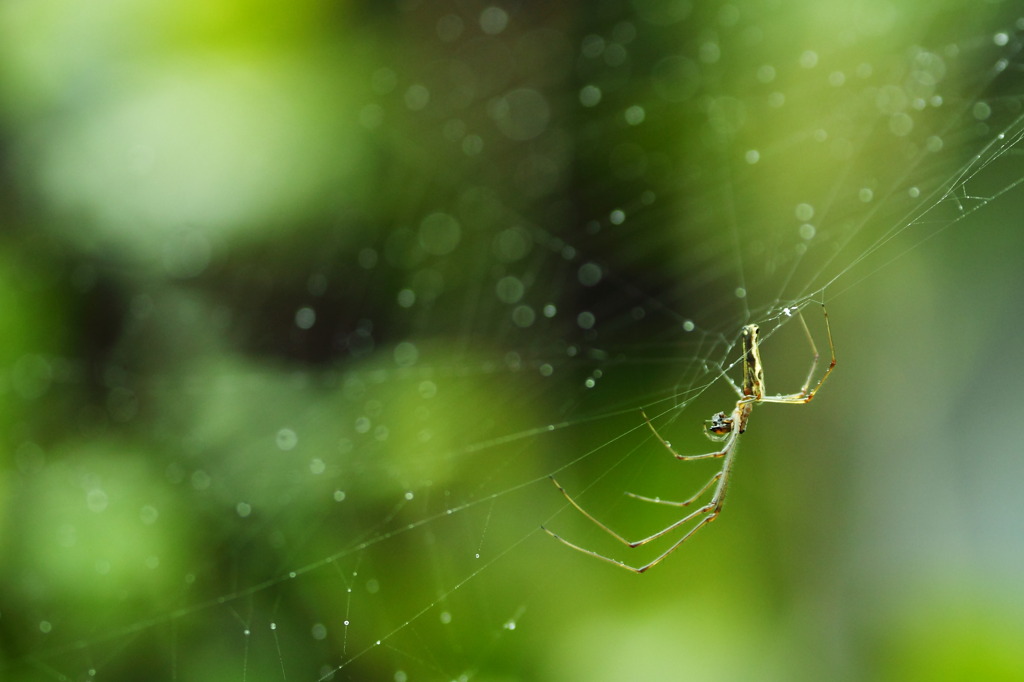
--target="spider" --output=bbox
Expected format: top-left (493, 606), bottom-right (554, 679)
top-left (542, 305), bottom-right (836, 573)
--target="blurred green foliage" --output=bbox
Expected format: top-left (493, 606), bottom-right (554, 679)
top-left (2, 1), bottom-right (1024, 681)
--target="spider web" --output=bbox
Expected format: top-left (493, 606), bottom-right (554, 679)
top-left (4, 2), bottom-right (1024, 681)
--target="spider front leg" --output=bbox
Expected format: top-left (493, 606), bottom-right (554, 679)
top-left (760, 304), bottom-right (837, 405)
top-left (641, 409), bottom-right (732, 461)
top-left (628, 410), bottom-right (739, 506)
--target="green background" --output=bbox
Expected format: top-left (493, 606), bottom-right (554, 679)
top-left (2, 1), bottom-right (1023, 680)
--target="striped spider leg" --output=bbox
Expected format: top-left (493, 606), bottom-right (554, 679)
top-left (542, 305), bottom-right (836, 573)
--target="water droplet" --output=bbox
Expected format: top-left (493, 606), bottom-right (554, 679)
top-left (295, 306), bottom-right (316, 330)
top-left (799, 50), bottom-right (818, 69)
top-left (436, 14), bottom-right (463, 42)
top-left (579, 84), bottom-right (602, 107)
top-left (397, 288), bottom-right (415, 308)
top-left (419, 213), bottom-right (461, 255)
top-left (479, 6), bottom-right (509, 35)
top-left (699, 41), bottom-right (720, 64)
top-left (461, 134), bottom-right (484, 156)
top-left (394, 341), bottom-right (419, 367)
top-left (276, 428), bottom-right (298, 451)
top-left (624, 105), bottom-right (645, 125)
top-left (191, 469), bottom-right (212, 491)
top-left (358, 248), bottom-right (378, 269)
top-left (139, 505), bottom-right (159, 524)
top-left (404, 84), bottom-right (430, 111)
top-left (496, 276), bottom-right (525, 304)
top-left (889, 112), bottom-right (913, 136)
top-left (512, 305), bottom-right (536, 328)
top-left (578, 262), bottom-right (602, 286)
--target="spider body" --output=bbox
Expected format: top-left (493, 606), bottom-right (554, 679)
top-left (542, 306), bottom-right (836, 573)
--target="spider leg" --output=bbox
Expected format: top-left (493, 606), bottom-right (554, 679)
top-left (641, 409), bottom-right (731, 460)
top-left (543, 474), bottom-right (721, 549)
top-left (542, 503), bottom-right (719, 574)
top-left (759, 304), bottom-right (836, 405)
top-left (626, 470), bottom-right (722, 506)
top-left (795, 306), bottom-right (821, 396)
top-left (541, 428), bottom-right (740, 572)
top-left (631, 511), bottom-right (721, 573)
top-left (543, 475), bottom-right (635, 546)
